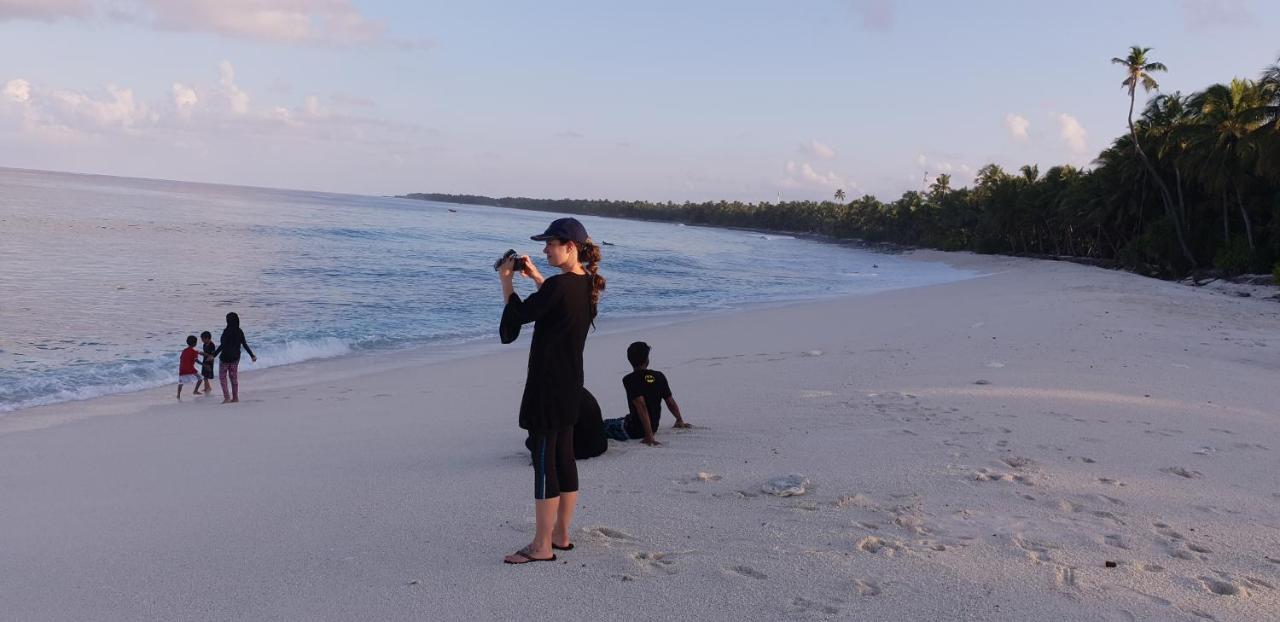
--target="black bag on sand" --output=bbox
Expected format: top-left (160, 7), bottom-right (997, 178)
top-left (525, 388), bottom-right (607, 460)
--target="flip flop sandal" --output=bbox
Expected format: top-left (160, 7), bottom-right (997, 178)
top-left (552, 542), bottom-right (574, 551)
top-left (504, 548), bottom-right (557, 564)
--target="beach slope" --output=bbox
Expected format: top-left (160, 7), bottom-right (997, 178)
top-left (1, 251), bottom-right (1277, 621)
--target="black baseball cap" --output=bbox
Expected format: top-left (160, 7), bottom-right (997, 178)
top-left (531, 217), bottom-right (590, 244)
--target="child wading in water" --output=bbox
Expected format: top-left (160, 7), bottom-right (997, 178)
top-left (212, 312), bottom-right (257, 403)
top-left (193, 331), bottom-right (216, 395)
top-left (177, 335), bottom-right (201, 400)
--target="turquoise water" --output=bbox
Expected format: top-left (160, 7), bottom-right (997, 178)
top-left (0, 168), bottom-right (977, 412)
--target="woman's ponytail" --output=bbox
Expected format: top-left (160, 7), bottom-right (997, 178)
top-left (578, 239), bottom-right (605, 320)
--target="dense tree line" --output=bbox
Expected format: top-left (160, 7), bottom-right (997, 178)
top-left (407, 50), bottom-right (1280, 280)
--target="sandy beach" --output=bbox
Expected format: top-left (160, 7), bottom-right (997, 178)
top-left (2, 250), bottom-right (1277, 621)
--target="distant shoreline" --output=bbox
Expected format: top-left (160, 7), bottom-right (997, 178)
top-left (399, 192), bottom-right (1279, 289)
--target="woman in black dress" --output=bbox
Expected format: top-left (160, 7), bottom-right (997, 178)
top-left (497, 217), bottom-right (604, 564)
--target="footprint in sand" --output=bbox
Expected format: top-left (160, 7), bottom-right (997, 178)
top-left (588, 527), bottom-right (636, 542)
top-left (856, 536), bottom-right (903, 557)
top-left (1011, 533), bottom-right (1054, 562)
top-left (632, 551), bottom-right (679, 575)
top-left (973, 468), bottom-right (1031, 485)
top-left (1000, 456), bottom-right (1037, 470)
top-left (677, 472), bottom-right (721, 485)
top-left (1244, 577), bottom-right (1274, 590)
top-left (1104, 534), bottom-right (1131, 550)
top-left (724, 565), bottom-right (768, 580)
top-left (853, 579), bottom-right (882, 596)
top-left (1198, 576), bottom-right (1246, 597)
top-left (1160, 466), bottom-right (1203, 479)
top-left (1152, 523), bottom-right (1212, 561)
top-left (788, 597), bottom-right (840, 616)
top-left (1053, 565), bottom-right (1077, 590)
top-left (1120, 586), bottom-right (1171, 607)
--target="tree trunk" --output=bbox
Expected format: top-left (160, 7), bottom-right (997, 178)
top-left (1174, 167), bottom-right (1187, 232)
top-left (1128, 90), bottom-right (1197, 267)
top-left (1222, 191), bottom-right (1230, 243)
top-left (1235, 186), bottom-right (1255, 251)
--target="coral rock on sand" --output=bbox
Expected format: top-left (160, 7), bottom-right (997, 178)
top-left (762, 475), bottom-right (810, 496)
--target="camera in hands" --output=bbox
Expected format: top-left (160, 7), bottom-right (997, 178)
top-left (494, 249), bottom-right (527, 273)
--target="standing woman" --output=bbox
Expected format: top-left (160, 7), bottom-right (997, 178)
top-left (212, 311), bottom-right (257, 404)
top-left (497, 217), bottom-right (604, 564)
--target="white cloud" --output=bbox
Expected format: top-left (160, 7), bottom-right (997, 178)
top-left (1, 78), bottom-right (155, 140)
top-left (3, 78), bottom-right (31, 103)
top-left (848, 0), bottom-right (894, 32)
top-left (914, 154), bottom-right (975, 188)
top-left (1, 0), bottom-right (401, 46)
top-left (171, 82), bottom-right (197, 118)
top-left (555, 130), bottom-right (584, 139)
top-left (2, 62), bottom-right (426, 150)
top-left (47, 84), bottom-right (153, 128)
top-left (799, 138), bottom-right (837, 160)
top-left (303, 95), bottom-right (326, 118)
top-left (0, 0), bottom-right (90, 21)
top-left (218, 61), bottom-right (250, 115)
top-left (139, 0), bottom-right (384, 46)
top-left (1057, 113), bottom-right (1088, 155)
top-left (1004, 113), bottom-right (1030, 143)
top-left (779, 160), bottom-right (852, 192)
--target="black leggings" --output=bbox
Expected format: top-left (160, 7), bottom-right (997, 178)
top-left (531, 426), bottom-right (578, 500)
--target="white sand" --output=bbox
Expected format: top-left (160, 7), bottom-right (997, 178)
top-left (2, 251), bottom-right (1278, 621)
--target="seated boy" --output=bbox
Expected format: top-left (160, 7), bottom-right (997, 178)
top-left (603, 341), bottom-right (690, 446)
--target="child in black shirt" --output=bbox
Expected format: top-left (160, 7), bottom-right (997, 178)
top-left (604, 341), bottom-right (690, 446)
top-left (194, 331), bottom-right (216, 396)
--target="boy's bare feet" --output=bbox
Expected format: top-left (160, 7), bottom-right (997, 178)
top-left (220, 399), bottom-right (230, 404)
top-left (229, 398), bottom-right (239, 403)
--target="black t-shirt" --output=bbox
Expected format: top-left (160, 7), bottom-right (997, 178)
top-left (201, 343), bottom-right (216, 373)
top-left (500, 272), bottom-right (594, 431)
top-left (623, 369), bottom-right (672, 439)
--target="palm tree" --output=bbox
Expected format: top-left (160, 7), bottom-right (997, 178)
top-left (1143, 93), bottom-right (1194, 238)
top-left (1254, 56), bottom-right (1280, 179)
top-left (1183, 79), bottom-right (1267, 251)
top-left (1260, 56), bottom-right (1279, 127)
top-left (1112, 46), bottom-right (1196, 266)
top-left (834, 188), bottom-right (846, 202)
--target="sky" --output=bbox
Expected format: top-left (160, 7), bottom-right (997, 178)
top-left (1, 0), bottom-right (1278, 202)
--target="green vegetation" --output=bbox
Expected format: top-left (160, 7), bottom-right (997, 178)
top-left (406, 51), bottom-right (1280, 279)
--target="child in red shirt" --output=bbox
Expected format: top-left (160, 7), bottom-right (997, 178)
top-left (177, 335), bottom-right (200, 401)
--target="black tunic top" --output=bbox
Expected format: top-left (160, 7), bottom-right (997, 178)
top-left (500, 272), bottom-right (593, 431)
top-left (212, 327), bottom-right (255, 363)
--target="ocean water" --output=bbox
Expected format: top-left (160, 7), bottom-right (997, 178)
top-left (0, 168), bottom-right (978, 413)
